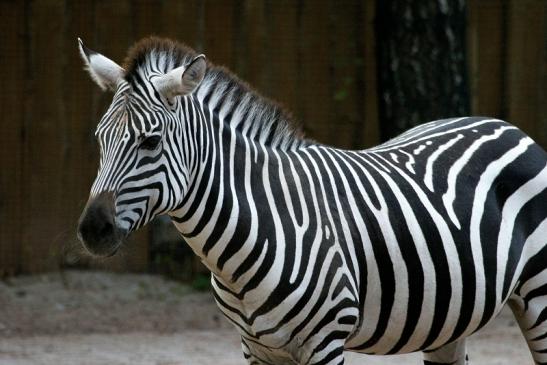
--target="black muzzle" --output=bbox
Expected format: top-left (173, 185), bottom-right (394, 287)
top-left (77, 191), bottom-right (126, 257)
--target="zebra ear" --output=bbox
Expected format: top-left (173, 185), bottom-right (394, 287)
top-left (78, 38), bottom-right (124, 91)
top-left (153, 54), bottom-right (207, 101)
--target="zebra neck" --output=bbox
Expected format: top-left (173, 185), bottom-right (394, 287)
top-left (169, 99), bottom-right (312, 293)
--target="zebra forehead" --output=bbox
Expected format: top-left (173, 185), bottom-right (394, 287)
top-left (98, 92), bottom-right (165, 141)
top-left (123, 36), bottom-right (198, 81)
top-left (96, 107), bottom-right (128, 135)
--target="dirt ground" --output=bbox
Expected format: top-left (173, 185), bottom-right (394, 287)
top-left (0, 271), bottom-right (533, 364)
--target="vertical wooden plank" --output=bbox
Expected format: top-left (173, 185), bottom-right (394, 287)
top-left (22, 0), bottom-right (67, 273)
top-left (468, 0), bottom-right (505, 118)
top-left (506, 0), bottom-right (547, 146)
top-left (132, 0), bottom-right (163, 40)
top-left (362, 0), bottom-right (380, 148)
top-left (161, 0), bottom-right (202, 47)
top-left (298, 0), bottom-right (331, 142)
top-left (262, 0), bottom-right (299, 115)
top-left (94, 0), bottom-right (132, 65)
top-left (240, 0), bottom-right (267, 88)
top-left (0, 1), bottom-right (26, 276)
top-left (327, 1), bottom-right (365, 149)
top-left (203, 0), bottom-right (235, 67)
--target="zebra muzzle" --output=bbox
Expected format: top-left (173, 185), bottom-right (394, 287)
top-left (77, 191), bottom-right (127, 257)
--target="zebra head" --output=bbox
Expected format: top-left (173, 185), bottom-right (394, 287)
top-left (76, 38), bottom-right (206, 257)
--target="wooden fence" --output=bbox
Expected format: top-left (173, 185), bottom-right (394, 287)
top-left (0, 0), bottom-right (545, 275)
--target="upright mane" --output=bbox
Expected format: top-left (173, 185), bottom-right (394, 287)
top-left (123, 37), bottom-right (308, 150)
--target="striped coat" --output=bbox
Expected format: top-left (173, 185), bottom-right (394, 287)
top-left (77, 37), bottom-right (547, 365)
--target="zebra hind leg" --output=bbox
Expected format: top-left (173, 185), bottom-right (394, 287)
top-left (422, 339), bottom-right (468, 365)
top-left (508, 285), bottom-right (547, 365)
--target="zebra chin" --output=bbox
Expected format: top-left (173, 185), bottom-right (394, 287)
top-left (77, 191), bottom-right (128, 258)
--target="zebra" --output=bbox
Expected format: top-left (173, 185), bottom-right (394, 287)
top-left (76, 37), bottom-right (547, 365)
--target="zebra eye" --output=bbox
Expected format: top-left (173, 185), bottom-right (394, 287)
top-left (140, 135), bottom-right (161, 150)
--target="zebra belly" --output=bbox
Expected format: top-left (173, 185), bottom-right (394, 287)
top-left (342, 212), bottom-right (521, 354)
top-left (344, 293), bottom-right (498, 355)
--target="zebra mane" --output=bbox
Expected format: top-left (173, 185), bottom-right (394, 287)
top-left (123, 37), bottom-right (308, 150)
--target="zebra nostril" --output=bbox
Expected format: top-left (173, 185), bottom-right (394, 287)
top-left (99, 221), bottom-right (114, 237)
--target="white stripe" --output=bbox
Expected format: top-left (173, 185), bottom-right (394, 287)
top-left (424, 134), bottom-right (464, 192)
top-left (442, 125), bottom-right (516, 229)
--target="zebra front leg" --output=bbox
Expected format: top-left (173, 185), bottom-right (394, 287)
top-left (300, 340), bottom-right (345, 365)
top-left (241, 338), bottom-right (275, 365)
top-left (242, 338), bottom-right (345, 365)
top-left (422, 339), bottom-right (468, 365)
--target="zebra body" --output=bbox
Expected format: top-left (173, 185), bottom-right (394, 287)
top-left (77, 37), bottom-right (547, 365)
top-left (177, 116), bottom-right (546, 364)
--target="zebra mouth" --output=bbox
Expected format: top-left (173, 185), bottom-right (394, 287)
top-left (77, 224), bottom-right (128, 258)
top-left (101, 237), bottom-right (125, 258)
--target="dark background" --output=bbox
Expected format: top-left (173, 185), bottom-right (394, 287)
top-left (1, 0), bottom-right (546, 277)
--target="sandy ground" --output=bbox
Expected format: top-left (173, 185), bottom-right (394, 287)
top-left (0, 271), bottom-right (533, 364)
